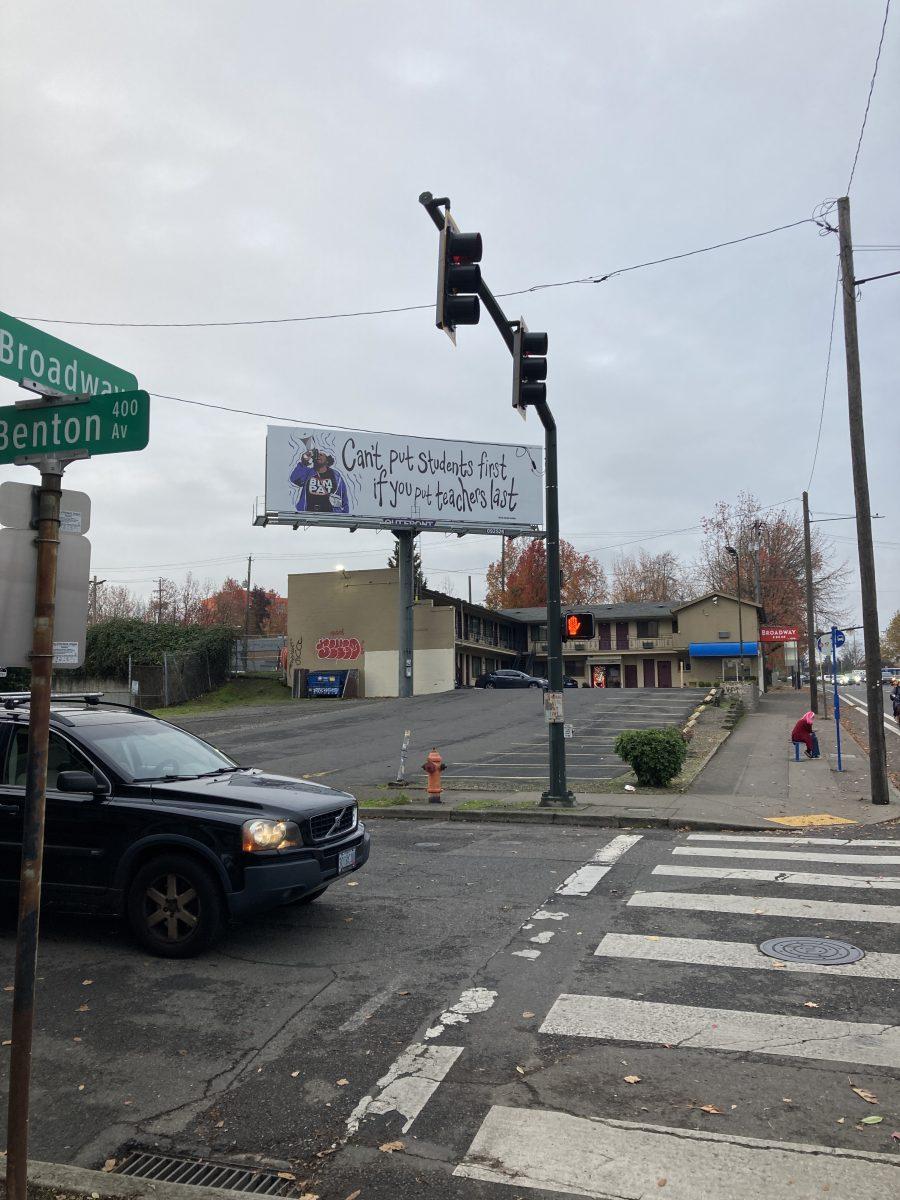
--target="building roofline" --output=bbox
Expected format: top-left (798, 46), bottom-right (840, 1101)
top-left (672, 591), bottom-right (763, 612)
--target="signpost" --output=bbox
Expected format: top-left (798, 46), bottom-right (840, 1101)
top-left (1, 316), bottom-right (146, 1200)
top-left (830, 626), bottom-right (845, 772)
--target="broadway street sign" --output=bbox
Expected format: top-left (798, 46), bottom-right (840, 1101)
top-left (0, 390), bottom-right (150, 464)
top-left (0, 309), bottom-right (138, 395)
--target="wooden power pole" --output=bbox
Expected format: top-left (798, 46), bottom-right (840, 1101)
top-left (837, 196), bottom-right (889, 806)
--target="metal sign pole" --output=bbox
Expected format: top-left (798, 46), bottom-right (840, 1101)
top-left (831, 627), bottom-right (843, 773)
top-left (5, 455), bottom-right (64, 1200)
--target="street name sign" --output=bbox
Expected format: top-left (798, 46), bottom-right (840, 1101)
top-left (0, 309), bottom-right (138, 395)
top-left (0, 390), bottom-right (150, 464)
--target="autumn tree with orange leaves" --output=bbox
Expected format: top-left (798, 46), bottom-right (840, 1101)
top-left (697, 493), bottom-right (847, 638)
top-left (484, 538), bottom-right (608, 609)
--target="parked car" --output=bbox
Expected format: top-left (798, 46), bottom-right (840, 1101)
top-left (474, 669), bottom-right (548, 690)
top-left (0, 694), bottom-right (369, 957)
top-left (563, 676), bottom-right (580, 688)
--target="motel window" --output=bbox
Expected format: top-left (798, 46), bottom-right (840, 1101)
top-left (636, 620), bottom-right (659, 638)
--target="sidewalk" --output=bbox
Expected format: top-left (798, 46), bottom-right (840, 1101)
top-left (363, 689), bottom-right (898, 833)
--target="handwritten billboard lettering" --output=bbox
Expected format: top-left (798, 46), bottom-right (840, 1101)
top-left (265, 426), bottom-right (543, 532)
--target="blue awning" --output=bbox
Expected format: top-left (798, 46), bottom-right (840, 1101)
top-left (690, 641), bottom-right (758, 657)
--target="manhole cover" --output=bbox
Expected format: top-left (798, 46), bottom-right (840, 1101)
top-left (758, 937), bottom-right (865, 965)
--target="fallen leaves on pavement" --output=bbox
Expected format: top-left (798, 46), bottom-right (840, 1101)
top-left (102, 1159), bottom-right (116, 1172)
top-left (698, 1104), bottom-right (723, 1115)
top-left (860, 1115), bottom-right (883, 1125)
top-left (623, 1075), bottom-right (641, 1085)
top-left (379, 1140), bottom-right (404, 1153)
top-left (76, 1004), bottom-right (89, 1012)
top-left (851, 1085), bottom-right (878, 1104)
top-left (345, 1190), bottom-right (362, 1200)
top-left (522, 1011), bottom-right (535, 1019)
top-left (803, 1001), bottom-right (819, 1008)
top-left (336, 1078), bottom-right (349, 1086)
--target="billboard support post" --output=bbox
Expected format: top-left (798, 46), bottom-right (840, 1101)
top-left (6, 453), bottom-right (64, 1200)
top-left (396, 530), bottom-right (415, 698)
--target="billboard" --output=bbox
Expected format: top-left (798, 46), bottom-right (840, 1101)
top-left (262, 426), bottom-right (544, 534)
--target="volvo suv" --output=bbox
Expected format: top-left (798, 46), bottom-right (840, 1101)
top-left (0, 694), bottom-right (370, 957)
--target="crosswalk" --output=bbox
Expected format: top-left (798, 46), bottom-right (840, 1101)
top-left (450, 831), bottom-right (900, 1197)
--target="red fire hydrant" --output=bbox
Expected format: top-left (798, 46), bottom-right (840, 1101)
top-left (422, 747), bottom-right (446, 804)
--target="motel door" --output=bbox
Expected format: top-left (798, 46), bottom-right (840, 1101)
top-left (657, 660), bottom-right (672, 688)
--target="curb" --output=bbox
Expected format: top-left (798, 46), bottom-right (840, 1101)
top-left (362, 806), bottom-right (786, 833)
top-left (676, 727), bottom-right (733, 793)
top-left (1, 1160), bottom-right (253, 1200)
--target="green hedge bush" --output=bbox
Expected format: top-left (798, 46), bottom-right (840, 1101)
top-left (82, 619), bottom-right (235, 680)
top-left (613, 726), bottom-right (688, 788)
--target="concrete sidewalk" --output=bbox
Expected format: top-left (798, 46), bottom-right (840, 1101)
top-left (363, 689), bottom-right (898, 832)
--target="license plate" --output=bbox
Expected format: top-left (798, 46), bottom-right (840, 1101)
top-left (338, 847), bottom-right (356, 873)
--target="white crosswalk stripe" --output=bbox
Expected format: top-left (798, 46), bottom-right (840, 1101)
top-left (673, 845), bottom-right (900, 865)
top-left (555, 833), bottom-right (642, 896)
top-left (628, 889), bottom-right (900, 922)
top-left (687, 833), bottom-right (900, 847)
top-left (455, 833), bottom-right (900, 1194)
top-left (652, 862), bottom-right (900, 889)
top-left (594, 931), bottom-right (900, 978)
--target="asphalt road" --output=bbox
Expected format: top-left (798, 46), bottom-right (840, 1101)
top-left (2, 822), bottom-right (897, 1198)
top-left (171, 688), bottom-right (700, 792)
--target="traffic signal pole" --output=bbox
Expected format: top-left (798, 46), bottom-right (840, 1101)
top-left (419, 192), bottom-right (573, 805)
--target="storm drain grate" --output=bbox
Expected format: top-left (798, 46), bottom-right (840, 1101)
top-left (114, 1151), bottom-right (297, 1194)
top-left (759, 936), bottom-right (865, 965)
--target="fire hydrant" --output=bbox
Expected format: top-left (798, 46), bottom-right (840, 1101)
top-left (422, 747), bottom-right (446, 804)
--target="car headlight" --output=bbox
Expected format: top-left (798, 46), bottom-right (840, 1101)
top-left (242, 818), bottom-right (302, 852)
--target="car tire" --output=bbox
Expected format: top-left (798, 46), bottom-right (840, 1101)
top-left (529, 681), bottom-right (540, 689)
top-left (485, 682), bottom-right (495, 689)
top-left (296, 884), bottom-right (329, 905)
top-left (126, 853), bottom-right (224, 959)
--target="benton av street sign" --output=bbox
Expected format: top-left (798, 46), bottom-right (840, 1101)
top-left (0, 390), bottom-right (150, 464)
top-left (0, 309), bottom-right (138, 395)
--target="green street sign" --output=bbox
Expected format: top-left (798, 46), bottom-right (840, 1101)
top-left (0, 309), bottom-right (137, 395)
top-left (0, 390), bottom-right (150, 464)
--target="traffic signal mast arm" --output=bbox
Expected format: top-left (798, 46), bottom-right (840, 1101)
top-left (419, 191), bottom-right (571, 805)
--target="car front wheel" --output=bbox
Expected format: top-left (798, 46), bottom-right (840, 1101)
top-left (485, 682), bottom-right (495, 689)
top-left (529, 681), bottom-right (541, 688)
top-left (126, 853), bottom-right (224, 958)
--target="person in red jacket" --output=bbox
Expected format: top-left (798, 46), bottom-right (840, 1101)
top-left (791, 711), bottom-right (819, 758)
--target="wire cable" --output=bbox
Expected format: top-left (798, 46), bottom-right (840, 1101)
top-left (806, 263), bottom-right (841, 492)
top-left (15, 216), bottom-right (819, 330)
top-left (847, 0), bottom-right (893, 192)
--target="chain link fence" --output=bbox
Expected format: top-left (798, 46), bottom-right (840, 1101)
top-left (131, 650), bottom-right (226, 708)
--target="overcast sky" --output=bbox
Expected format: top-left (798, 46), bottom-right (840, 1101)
top-left (1, 2), bottom-right (897, 628)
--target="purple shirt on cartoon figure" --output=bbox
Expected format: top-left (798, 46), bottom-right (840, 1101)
top-left (290, 451), bottom-right (350, 514)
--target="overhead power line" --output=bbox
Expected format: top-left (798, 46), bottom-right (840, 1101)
top-left (806, 263), bottom-right (841, 492)
top-left (16, 216), bottom-right (820, 330)
top-left (847, 0), bottom-right (893, 193)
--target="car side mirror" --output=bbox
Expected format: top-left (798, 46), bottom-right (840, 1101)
top-left (56, 770), bottom-right (110, 797)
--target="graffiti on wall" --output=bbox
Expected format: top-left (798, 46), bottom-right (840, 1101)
top-left (316, 634), bottom-right (362, 661)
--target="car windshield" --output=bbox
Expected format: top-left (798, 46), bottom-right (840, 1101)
top-left (76, 721), bottom-right (238, 783)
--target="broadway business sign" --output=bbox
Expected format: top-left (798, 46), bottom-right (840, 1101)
top-left (264, 425), bottom-right (544, 533)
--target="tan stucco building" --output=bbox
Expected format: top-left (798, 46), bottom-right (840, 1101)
top-left (286, 569), bottom-right (762, 697)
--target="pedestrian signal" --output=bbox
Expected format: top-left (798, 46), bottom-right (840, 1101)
top-left (562, 613), bottom-right (595, 641)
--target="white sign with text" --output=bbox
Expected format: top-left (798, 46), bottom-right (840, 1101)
top-left (264, 426), bottom-right (543, 532)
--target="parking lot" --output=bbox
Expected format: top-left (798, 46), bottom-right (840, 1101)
top-left (175, 687), bottom-right (702, 792)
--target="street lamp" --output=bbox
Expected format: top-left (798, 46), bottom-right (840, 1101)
top-left (725, 545), bottom-right (744, 683)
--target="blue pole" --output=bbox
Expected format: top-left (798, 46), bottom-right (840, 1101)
top-left (831, 626), bottom-right (842, 772)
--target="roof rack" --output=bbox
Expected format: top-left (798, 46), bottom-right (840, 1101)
top-left (1, 693), bottom-right (158, 719)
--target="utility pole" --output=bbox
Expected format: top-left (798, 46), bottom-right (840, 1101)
top-left (467, 575), bottom-right (472, 605)
top-left (154, 576), bottom-right (165, 624)
top-left (726, 545), bottom-right (744, 683)
top-left (837, 196), bottom-right (889, 805)
top-left (89, 575), bottom-right (106, 624)
top-left (801, 492), bottom-right (819, 715)
top-left (243, 555), bottom-right (252, 674)
top-left (501, 536), bottom-right (506, 595)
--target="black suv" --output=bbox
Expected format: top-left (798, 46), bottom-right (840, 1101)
top-left (0, 695), bottom-right (370, 957)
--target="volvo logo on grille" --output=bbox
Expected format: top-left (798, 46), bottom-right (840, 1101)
top-left (327, 806), bottom-right (349, 838)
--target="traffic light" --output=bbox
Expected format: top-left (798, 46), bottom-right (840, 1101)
top-left (562, 612), bottom-right (595, 641)
top-left (436, 213), bottom-right (482, 342)
top-left (512, 321), bottom-right (548, 417)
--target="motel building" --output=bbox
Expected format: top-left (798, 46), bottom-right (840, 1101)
top-left (286, 568), bottom-right (763, 697)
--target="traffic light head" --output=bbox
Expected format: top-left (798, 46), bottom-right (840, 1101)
top-left (513, 322), bottom-right (549, 416)
top-left (562, 612), bottom-right (595, 641)
top-left (436, 218), bottom-right (483, 341)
